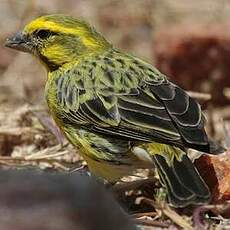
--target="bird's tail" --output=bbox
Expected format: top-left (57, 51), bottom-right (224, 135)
top-left (147, 144), bottom-right (210, 207)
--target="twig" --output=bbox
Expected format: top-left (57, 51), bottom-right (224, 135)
top-left (25, 149), bottom-right (68, 160)
top-left (0, 127), bottom-right (40, 135)
top-left (52, 162), bottom-right (70, 171)
top-left (135, 218), bottom-right (169, 228)
top-left (112, 178), bottom-right (157, 193)
top-left (223, 87), bottom-right (230, 99)
top-left (139, 197), bottom-right (194, 230)
top-left (0, 156), bottom-right (72, 164)
top-left (162, 205), bottom-right (193, 230)
top-left (132, 211), bottom-right (157, 218)
top-left (187, 91), bottom-right (211, 101)
top-left (0, 156), bottom-right (78, 172)
top-left (21, 143), bottom-right (69, 160)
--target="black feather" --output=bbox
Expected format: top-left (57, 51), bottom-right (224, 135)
top-left (152, 154), bottom-right (210, 207)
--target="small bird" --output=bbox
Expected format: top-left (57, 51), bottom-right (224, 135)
top-left (5, 14), bottom-right (224, 207)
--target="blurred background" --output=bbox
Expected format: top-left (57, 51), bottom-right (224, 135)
top-left (0, 0), bottom-right (229, 166)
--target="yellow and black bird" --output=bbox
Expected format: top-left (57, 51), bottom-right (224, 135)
top-left (5, 14), bottom-right (224, 207)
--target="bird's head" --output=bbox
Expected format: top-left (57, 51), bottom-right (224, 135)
top-left (5, 14), bottom-right (111, 71)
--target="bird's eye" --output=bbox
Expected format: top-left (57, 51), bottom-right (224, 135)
top-left (35, 29), bottom-right (51, 39)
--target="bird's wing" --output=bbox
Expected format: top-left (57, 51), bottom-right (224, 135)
top-left (55, 52), bottom-right (209, 150)
top-left (141, 65), bottom-right (208, 149)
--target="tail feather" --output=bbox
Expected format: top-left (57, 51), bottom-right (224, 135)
top-left (152, 153), bottom-right (210, 207)
top-left (173, 155), bottom-right (210, 198)
top-left (154, 155), bottom-right (195, 207)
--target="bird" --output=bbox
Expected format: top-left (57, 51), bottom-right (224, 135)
top-left (5, 14), bottom-right (225, 207)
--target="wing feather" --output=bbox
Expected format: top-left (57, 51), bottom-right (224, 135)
top-left (54, 51), bottom-right (209, 151)
top-left (147, 80), bottom-right (209, 149)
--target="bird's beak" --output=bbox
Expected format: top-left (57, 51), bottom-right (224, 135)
top-left (5, 32), bottom-right (32, 53)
